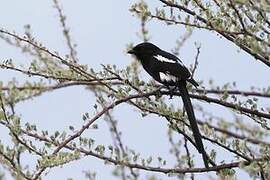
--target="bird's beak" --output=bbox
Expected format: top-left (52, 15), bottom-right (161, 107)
top-left (127, 49), bottom-right (135, 54)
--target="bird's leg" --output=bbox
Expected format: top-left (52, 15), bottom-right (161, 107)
top-left (168, 86), bottom-right (177, 99)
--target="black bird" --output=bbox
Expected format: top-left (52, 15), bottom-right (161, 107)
top-left (128, 42), bottom-right (209, 167)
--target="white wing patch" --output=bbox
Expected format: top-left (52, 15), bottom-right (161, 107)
top-left (159, 72), bottom-right (178, 82)
top-left (154, 55), bottom-right (176, 63)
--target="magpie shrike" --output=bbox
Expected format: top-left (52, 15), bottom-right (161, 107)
top-left (128, 42), bottom-right (209, 167)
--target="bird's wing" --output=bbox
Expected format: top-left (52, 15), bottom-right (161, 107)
top-left (153, 52), bottom-right (191, 80)
top-left (157, 50), bottom-right (185, 65)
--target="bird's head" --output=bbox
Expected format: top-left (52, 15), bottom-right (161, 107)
top-left (128, 42), bottom-right (160, 59)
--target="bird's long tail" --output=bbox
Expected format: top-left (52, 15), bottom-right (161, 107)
top-left (177, 82), bottom-right (209, 168)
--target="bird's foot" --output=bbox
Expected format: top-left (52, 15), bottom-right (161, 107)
top-left (168, 86), bottom-right (177, 99)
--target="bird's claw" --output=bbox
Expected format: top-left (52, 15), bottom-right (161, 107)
top-left (169, 91), bottom-right (173, 99)
top-left (168, 86), bottom-right (177, 99)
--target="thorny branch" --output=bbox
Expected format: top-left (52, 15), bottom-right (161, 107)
top-left (21, 123), bottom-right (270, 176)
top-left (53, 0), bottom-right (78, 63)
top-left (158, 0), bottom-right (270, 67)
